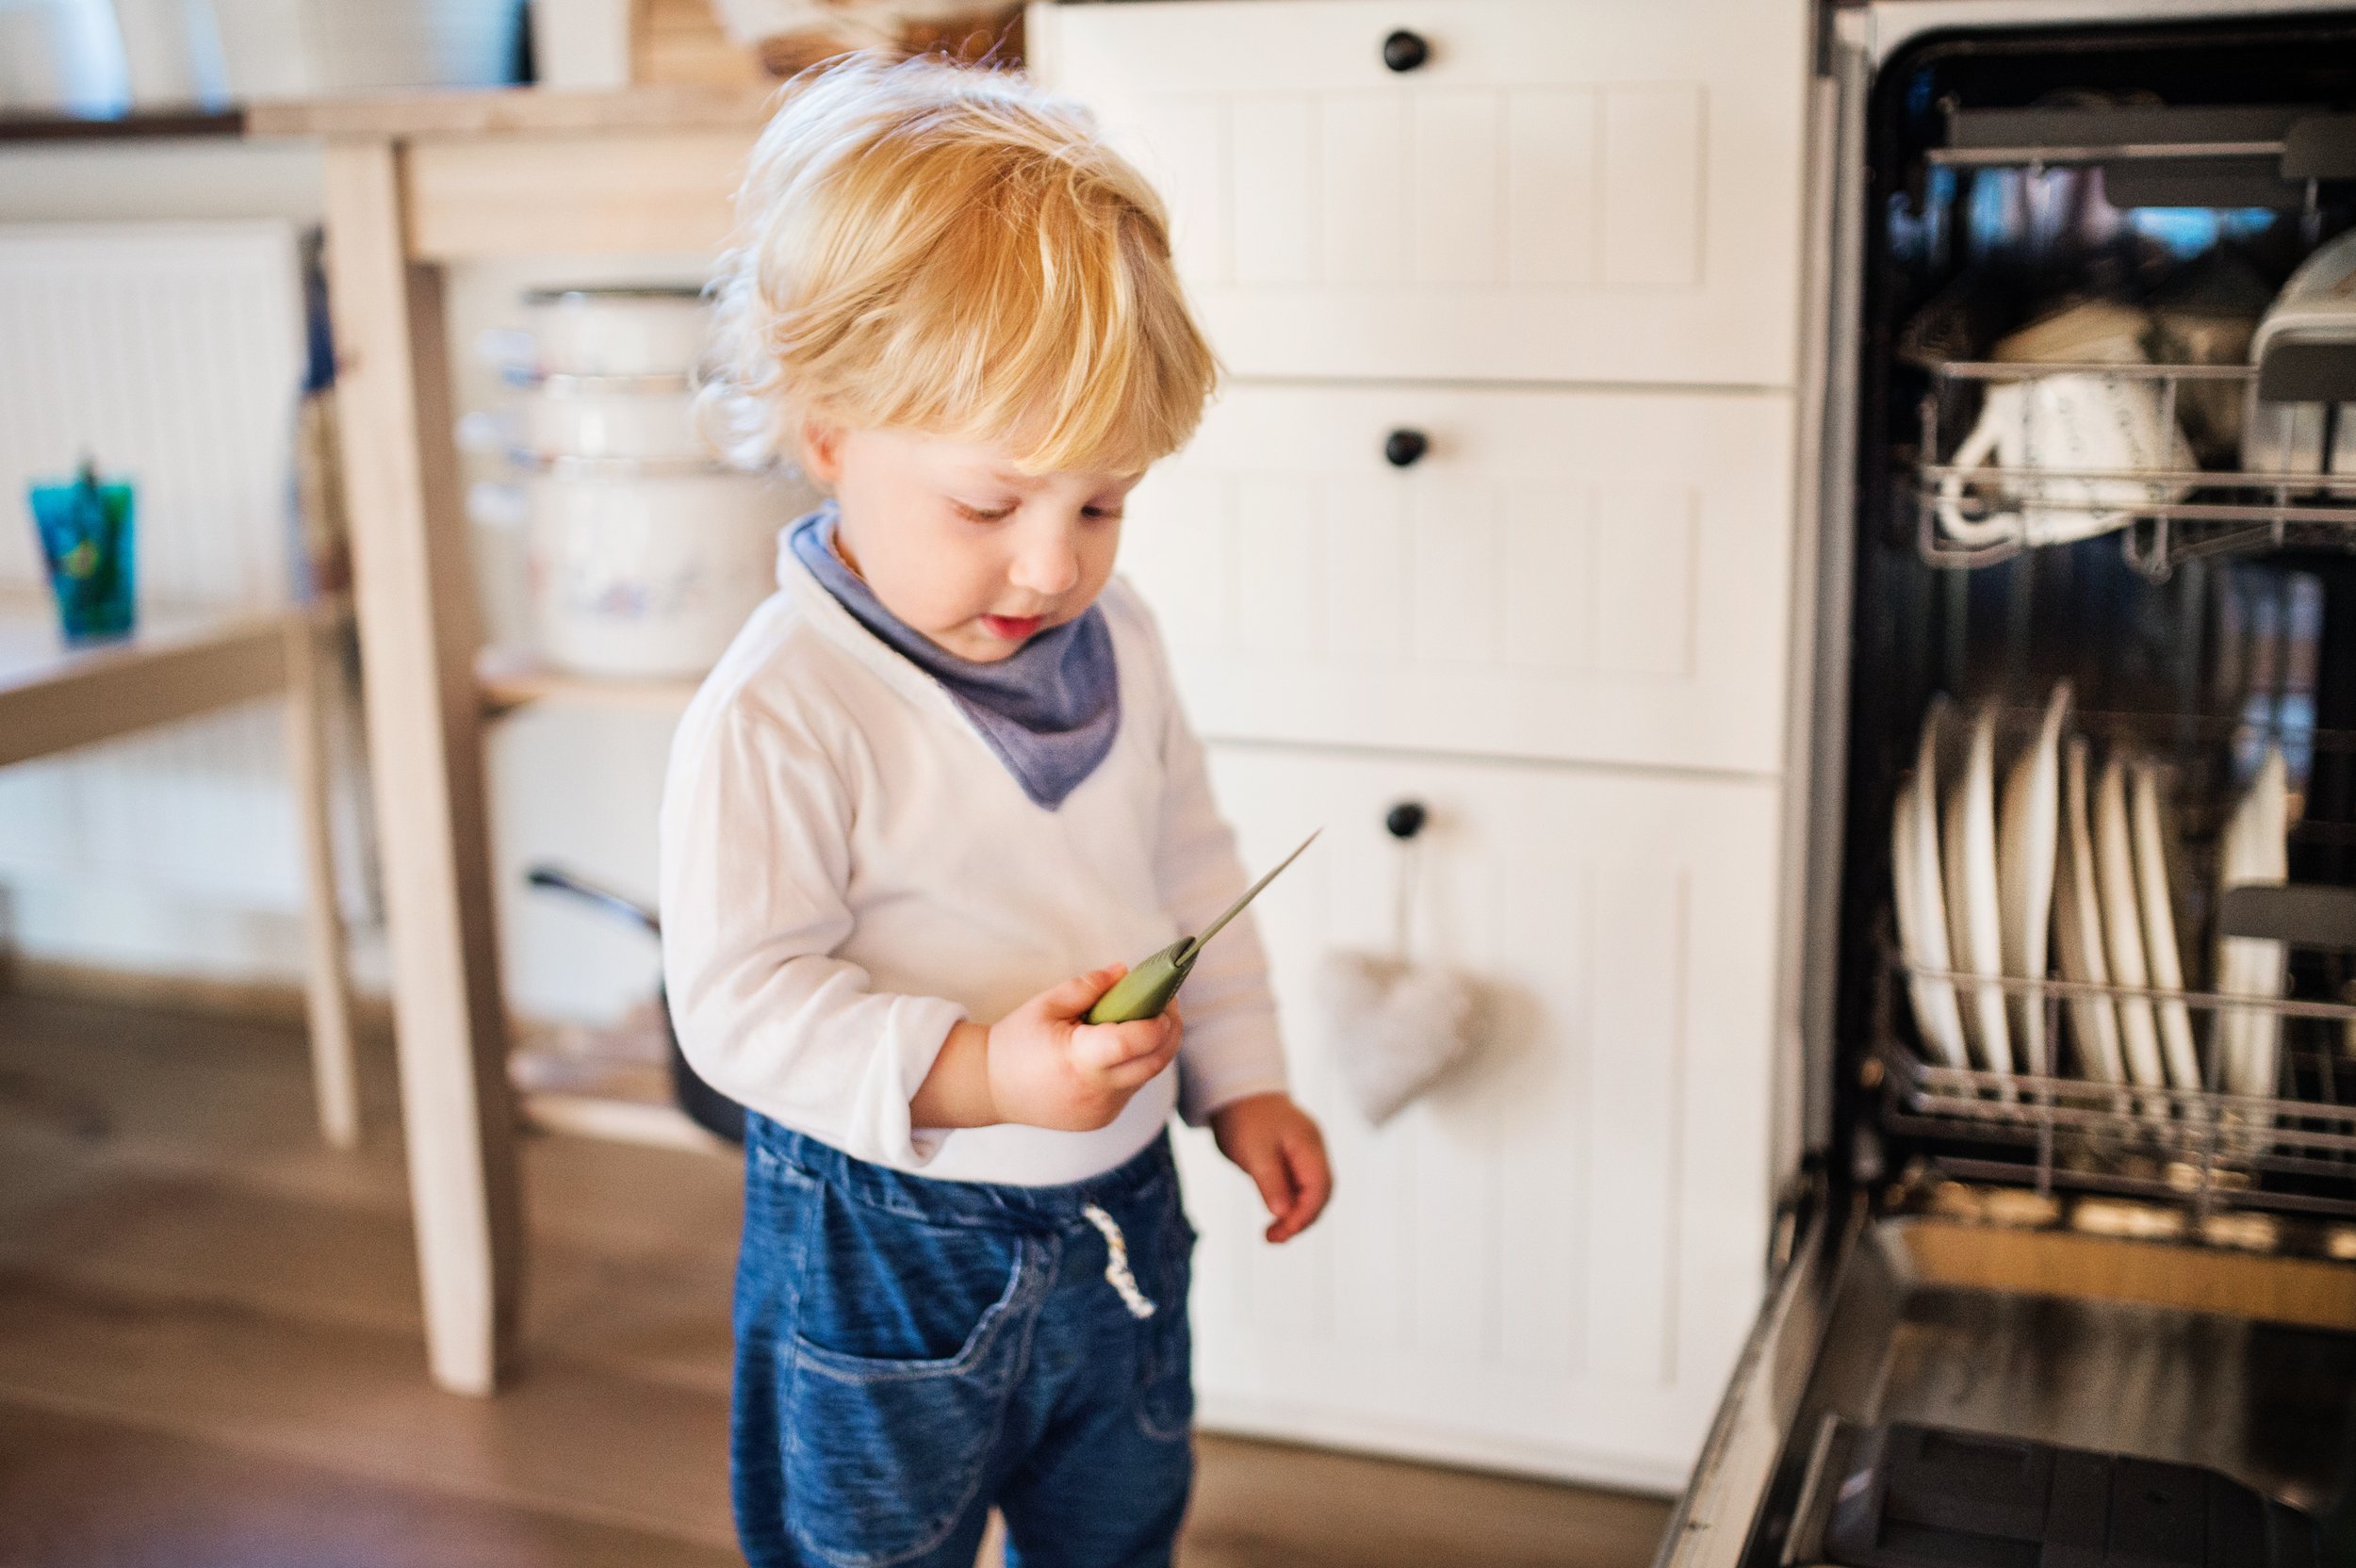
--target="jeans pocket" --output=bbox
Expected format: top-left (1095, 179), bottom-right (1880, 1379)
top-left (782, 1235), bottom-right (1041, 1568)
top-left (1136, 1195), bottom-right (1196, 1443)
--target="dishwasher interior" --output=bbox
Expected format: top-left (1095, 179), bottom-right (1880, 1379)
top-left (1707, 10), bottom-right (2356, 1567)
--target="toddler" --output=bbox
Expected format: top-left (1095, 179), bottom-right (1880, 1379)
top-left (661, 55), bottom-right (1332, 1568)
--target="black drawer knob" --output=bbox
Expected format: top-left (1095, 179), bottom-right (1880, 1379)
top-left (1381, 29), bottom-right (1430, 73)
top-left (1385, 801), bottom-right (1428, 841)
top-left (1383, 428), bottom-right (1429, 468)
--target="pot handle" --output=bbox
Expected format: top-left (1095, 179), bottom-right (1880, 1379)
top-left (526, 864), bottom-right (661, 937)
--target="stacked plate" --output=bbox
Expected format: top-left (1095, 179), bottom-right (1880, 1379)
top-left (472, 286), bottom-right (815, 680)
top-left (1891, 691), bottom-right (2295, 1123)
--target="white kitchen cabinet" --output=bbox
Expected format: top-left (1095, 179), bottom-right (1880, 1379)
top-left (1031, 0), bottom-right (1810, 388)
top-left (1036, 0), bottom-right (1811, 1490)
top-left (1120, 383), bottom-right (1796, 775)
top-left (1182, 744), bottom-right (1779, 1488)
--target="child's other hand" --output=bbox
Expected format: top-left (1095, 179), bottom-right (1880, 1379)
top-left (985, 965), bottom-right (1184, 1133)
top-left (1210, 1094), bottom-right (1331, 1244)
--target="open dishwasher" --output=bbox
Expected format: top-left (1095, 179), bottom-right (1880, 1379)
top-left (1664, 6), bottom-right (2356, 1565)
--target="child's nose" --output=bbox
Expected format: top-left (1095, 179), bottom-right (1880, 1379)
top-left (1011, 536), bottom-right (1081, 597)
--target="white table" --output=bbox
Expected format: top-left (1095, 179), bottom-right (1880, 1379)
top-left (0, 591), bottom-right (359, 1148)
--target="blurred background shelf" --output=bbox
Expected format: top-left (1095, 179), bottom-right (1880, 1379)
top-left (519, 1075), bottom-right (726, 1154)
top-left (510, 1014), bottom-right (727, 1156)
top-left (0, 591), bottom-right (297, 766)
top-left (0, 589), bottom-right (358, 1149)
top-left (476, 645), bottom-right (699, 717)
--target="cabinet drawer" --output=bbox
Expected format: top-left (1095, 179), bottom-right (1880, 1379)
top-left (1182, 744), bottom-right (1779, 1484)
top-left (1032, 0), bottom-right (1810, 387)
top-left (1121, 384), bottom-right (1796, 775)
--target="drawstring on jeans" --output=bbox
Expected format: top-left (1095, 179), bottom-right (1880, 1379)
top-left (1079, 1203), bottom-right (1157, 1320)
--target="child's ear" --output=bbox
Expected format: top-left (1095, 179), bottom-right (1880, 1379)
top-left (797, 417), bottom-right (845, 485)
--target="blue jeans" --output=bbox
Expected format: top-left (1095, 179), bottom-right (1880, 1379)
top-left (732, 1114), bottom-right (1198, 1568)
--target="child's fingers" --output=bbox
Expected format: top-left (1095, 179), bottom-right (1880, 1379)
top-left (1267, 1132), bottom-right (1333, 1243)
top-left (1039, 963), bottom-right (1126, 1020)
top-left (1095, 1032), bottom-right (1181, 1091)
top-left (1240, 1144), bottom-right (1303, 1244)
top-left (1071, 1013), bottom-right (1179, 1074)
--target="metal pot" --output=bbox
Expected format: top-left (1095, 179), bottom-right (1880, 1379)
top-left (522, 285), bottom-right (708, 378)
top-left (518, 373), bottom-right (705, 463)
top-left (524, 865), bottom-right (745, 1144)
top-left (501, 454), bottom-right (802, 679)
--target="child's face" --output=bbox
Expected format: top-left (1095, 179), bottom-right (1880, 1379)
top-left (804, 423), bottom-right (1140, 663)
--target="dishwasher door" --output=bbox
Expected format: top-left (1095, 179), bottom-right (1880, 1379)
top-left (1655, 1206), bottom-right (2356, 1568)
top-left (1659, 3), bottom-right (2356, 1559)
top-left (1649, 1200), bottom-right (1869, 1568)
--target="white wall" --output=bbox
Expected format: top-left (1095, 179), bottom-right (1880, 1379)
top-left (0, 139), bottom-right (716, 1028)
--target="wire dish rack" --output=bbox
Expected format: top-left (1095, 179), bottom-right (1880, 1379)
top-left (1912, 360), bottom-right (2356, 580)
top-left (1881, 958), bottom-right (2356, 1222)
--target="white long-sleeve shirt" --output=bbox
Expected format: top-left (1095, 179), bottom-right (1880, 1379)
top-left (658, 546), bottom-right (1288, 1185)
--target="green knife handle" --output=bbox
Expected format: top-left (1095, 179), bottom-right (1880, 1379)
top-left (1085, 938), bottom-right (1197, 1024)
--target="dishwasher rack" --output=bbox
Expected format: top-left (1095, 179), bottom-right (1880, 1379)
top-left (1911, 360), bottom-right (2356, 580)
top-left (1880, 956), bottom-right (2356, 1224)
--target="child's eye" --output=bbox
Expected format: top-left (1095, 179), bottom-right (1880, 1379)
top-left (1082, 505), bottom-right (1124, 522)
top-left (952, 499), bottom-right (1015, 523)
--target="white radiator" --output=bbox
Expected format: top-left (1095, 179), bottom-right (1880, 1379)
top-left (0, 222), bottom-right (313, 938)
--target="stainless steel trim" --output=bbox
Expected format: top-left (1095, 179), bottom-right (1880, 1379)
top-left (1861, 0), bottom-right (2356, 66)
top-left (1929, 361), bottom-right (2258, 382)
top-left (1926, 138), bottom-right (2288, 166)
top-left (1924, 465), bottom-right (2356, 490)
top-left (1772, 72), bottom-right (1841, 1187)
top-left (1781, 1414), bottom-right (1850, 1568)
top-left (1652, 1206), bottom-right (1853, 1568)
top-left (1788, 21), bottom-right (1874, 1168)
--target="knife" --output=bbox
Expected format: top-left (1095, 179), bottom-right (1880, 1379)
top-left (1085, 829), bottom-right (1320, 1024)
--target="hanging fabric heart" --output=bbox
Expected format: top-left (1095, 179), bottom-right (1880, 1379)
top-left (1323, 800), bottom-right (1484, 1126)
top-left (1324, 951), bottom-right (1481, 1125)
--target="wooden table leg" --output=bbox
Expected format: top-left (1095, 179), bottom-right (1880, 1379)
top-left (286, 611), bottom-right (360, 1151)
top-left (321, 139), bottom-right (523, 1395)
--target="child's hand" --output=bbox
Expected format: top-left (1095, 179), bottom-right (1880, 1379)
top-left (985, 964), bottom-right (1185, 1133)
top-left (1210, 1094), bottom-right (1331, 1243)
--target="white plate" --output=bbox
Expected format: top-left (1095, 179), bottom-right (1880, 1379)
top-left (2093, 753), bottom-right (2168, 1111)
top-left (1998, 684), bottom-right (2070, 1077)
top-left (2128, 761), bottom-right (2203, 1096)
top-left (2217, 745), bottom-right (2290, 1103)
top-left (2054, 736), bottom-right (2126, 1089)
top-left (1893, 751), bottom-right (1970, 1070)
top-left (1943, 706), bottom-right (2013, 1078)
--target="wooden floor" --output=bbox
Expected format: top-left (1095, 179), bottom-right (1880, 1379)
top-left (0, 988), bottom-right (1673, 1567)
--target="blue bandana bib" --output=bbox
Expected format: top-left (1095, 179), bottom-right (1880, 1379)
top-left (789, 507), bottom-right (1121, 810)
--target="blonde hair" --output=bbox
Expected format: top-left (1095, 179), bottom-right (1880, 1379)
top-left (700, 54), bottom-right (1219, 477)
